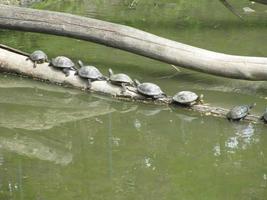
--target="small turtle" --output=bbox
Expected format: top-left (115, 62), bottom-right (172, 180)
top-left (260, 108), bottom-right (267, 123)
top-left (135, 80), bottom-right (166, 99)
top-left (172, 91), bottom-right (203, 106)
top-left (226, 103), bottom-right (256, 121)
top-left (77, 60), bottom-right (106, 88)
top-left (108, 68), bottom-right (134, 92)
top-left (50, 56), bottom-right (77, 76)
top-left (26, 50), bottom-right (48, 68)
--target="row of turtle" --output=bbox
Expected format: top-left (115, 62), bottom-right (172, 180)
top-left (26, 50), bottom-right (267, 123)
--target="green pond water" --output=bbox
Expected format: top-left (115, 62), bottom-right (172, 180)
top-left (0, 0), bottom-right (267, 199)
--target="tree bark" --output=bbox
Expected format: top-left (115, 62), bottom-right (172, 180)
top-left (0, 45), bottom-right (261, 123)
top-left (0, 5), bottom-right (267, 80)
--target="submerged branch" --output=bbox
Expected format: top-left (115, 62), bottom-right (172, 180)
top-left (0, 45), bottom-right (262, 124)
top-left (0, 5), bottom-right (267, 80)
top-left (218, 0), bottom-right (243, 20)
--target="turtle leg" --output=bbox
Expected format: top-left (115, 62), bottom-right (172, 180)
top-left (101, 76), bottom-right (108, 81)
top-left (87, 79), bottom-right (92, 89)
top-left (226, 116), bottom-right (232, 122)
top-left (33, 61), bottom-right (37, 68)
top-left (121, 83), bottom-right (127, 94)
top-left (63, 68), bottom-right (70, 77)
top-left (70, 67), bottom-right (78, 75)
top-left (153, 94), bottom-right (166, 99)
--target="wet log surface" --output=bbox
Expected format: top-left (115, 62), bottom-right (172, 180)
top-left (0, 44), bottom-right (262, 124)
top-left (1, 5), bottom-right (267, 81)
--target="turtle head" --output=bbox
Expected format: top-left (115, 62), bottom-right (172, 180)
top-left (134, 79), bottom-right (141, 86)
top-left (48, 58), bottom-right (55, 66)
top-left (249, 103), bottom-right (256, 109)
top-left (77, 60), bottom-right (84, 68)
top-left (108, 68), bottom-right (113, 77)
top-left (199, 94), bottom-right (204, 104)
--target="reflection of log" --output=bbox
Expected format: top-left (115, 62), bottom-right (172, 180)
top-left (0, 134), bottom-right (72, 165)
top-left (0, 45), bottom-right (262, 123)
top-left (0, 98), bottom-right (116, 130)
top-left (1, 5), bottom-right (267, 80)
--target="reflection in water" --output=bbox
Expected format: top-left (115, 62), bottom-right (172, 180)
top-left (133, 106), bottom-right (169, 131)
top-left (134, 119), bottom-right (141, 131)
top-left (225, 136), bottom-right (239, 153)
top-left (175, 113), bottom-right (198, 122)
top-left (0, 153), bottom-right (4, 166)
top-left (0, 101), bottom-right (265, 199)
top-left (0, 133), bottom-right (72, 165)
top-left (136, 107), bottom-right (166, 116)
top-left (226, 123), bottom-right (257, 153)
top-left (214, 123), bottom-right (258, 156)
top-left (144, 157), bottom-right (156, 170)
top-left (0, 86), bottom-right (116, 130)
top-left (213, 144), bottom-right (221, 157)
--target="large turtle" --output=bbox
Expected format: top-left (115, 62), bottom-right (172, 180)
top-left (260, 108), bottom-right (267, 123)
top-left (226, 103), bottom-right (256, 121)
top-left (77, 60), bottom-right (106, 88)
top-left (26, 50), bottom-right (48, 68)
top-left (50, 56), bottom-right (77, 76)
top-left (172, 91), bottom-right (203, 106)
top-left (135, 80), bottom-right (166, 99)
top-left (108, 68), bottom-right (134, 92)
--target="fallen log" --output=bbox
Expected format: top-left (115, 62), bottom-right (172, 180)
top-left (0, 5), bottom-right (267, 80)
top-left (0, 44), bottom-right (262, 123)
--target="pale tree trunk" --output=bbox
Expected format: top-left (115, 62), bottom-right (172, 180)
top-left (0, 5), bottom-right (267, 80)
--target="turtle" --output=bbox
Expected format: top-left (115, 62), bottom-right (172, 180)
top-left (135, 80), bottom-right (166, 99)
top-left (26, 50), bottom-right (48, 68)
top-left (172, 91), bottom-right (203, 106)
top-left (226, 103), bottom-right (256, 121)
top-left (260, 108), bottom-right (267, 123)
top-left (77, 60), bottom-right (106, 88)
top-left (49, 56), bottom-right (77, 77)
top-left (108, 68), bottom-right (134, 92)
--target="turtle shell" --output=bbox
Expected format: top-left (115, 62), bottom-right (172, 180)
top-left (173, 91), bottom-right (198, 104)
top-left (110, 73), bottom-right (133, 85)
top-left (51, 56), bottom-right (75, 68)
top-left (227, 105), bottom-right (250, 120)
top-left (78, 66), bottom-right (103, 80)
top-left (137, 82), bottom-right (164, 96)
top-left (29, 50), bottom-right (48, 61)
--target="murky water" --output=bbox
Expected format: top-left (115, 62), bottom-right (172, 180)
top-left (0, 0), bottom-right (267, 199)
